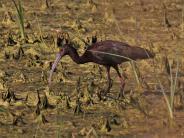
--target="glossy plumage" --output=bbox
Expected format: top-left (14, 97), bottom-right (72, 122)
top-left (81, 40), bottom-right (154, 65)
top-left (49, 36), bottom-right (155, 97)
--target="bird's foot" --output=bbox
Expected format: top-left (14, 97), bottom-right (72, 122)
top-left (117, 90), bottom-right (125, 99)
top-left (109, 79), bottom-right (113, 89)
top-left (103, 79), bottom-right (113, 95)
top-left (117, 83), bottom-right (126, 99)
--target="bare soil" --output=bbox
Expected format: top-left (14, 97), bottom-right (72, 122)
top-left (0, 0), bottom-right (184, 137)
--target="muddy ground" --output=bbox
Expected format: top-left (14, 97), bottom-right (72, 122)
top-left (0, 0), bottom-right (184, 137)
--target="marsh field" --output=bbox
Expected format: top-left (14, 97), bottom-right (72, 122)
top-left (0, 0), bottom-right (184, 137)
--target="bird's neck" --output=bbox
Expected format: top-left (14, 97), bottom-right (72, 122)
top-left (69, 47), bottom-right (88, 64)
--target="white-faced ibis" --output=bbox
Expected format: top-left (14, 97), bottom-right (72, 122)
top-left (49, 33), bottom-right (155, 97)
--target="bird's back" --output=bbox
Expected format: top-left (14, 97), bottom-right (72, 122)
top-left (84, 40), bottom-right (154, 66)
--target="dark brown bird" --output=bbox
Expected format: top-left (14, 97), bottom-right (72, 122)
top-left (49, 34), bottom-right (155, 97)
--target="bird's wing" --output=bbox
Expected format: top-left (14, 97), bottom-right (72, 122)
top-left (86, 41), bottom-right (134, 65)
top-left (88, 41), bottom-right (133, 59)
top-left (86, 40), bottom-right (153, 65)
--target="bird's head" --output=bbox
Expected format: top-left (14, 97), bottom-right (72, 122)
top-left (48, 32), bottom-right (71, 86)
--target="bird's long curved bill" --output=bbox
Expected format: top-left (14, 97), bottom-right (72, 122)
top-left (48, 53), bottom-right (62, 86)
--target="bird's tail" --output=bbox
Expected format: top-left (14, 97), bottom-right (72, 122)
top-left (131, 47), bottom-right (155, 60)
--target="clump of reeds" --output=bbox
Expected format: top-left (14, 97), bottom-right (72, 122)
top-left (159, 56), bottom-right (179, 122)
top-left (182, 2), bottom-right (184, 31)
top-left (11, 0), bottom-right (26, 41)
top-left (129, 61), bottom-right (142, 90)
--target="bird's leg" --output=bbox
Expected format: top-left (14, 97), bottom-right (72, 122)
top-left (113, 65), bottom-right (126, 98)
top-left (105, 66), bottom-right (112, 94)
